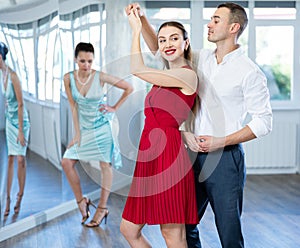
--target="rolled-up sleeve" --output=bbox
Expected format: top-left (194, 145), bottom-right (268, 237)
top-left (243, 68), bottom-right (273, 138)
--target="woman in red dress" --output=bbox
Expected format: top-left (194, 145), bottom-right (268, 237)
top-left (120, 9), bottom-right (199, 248)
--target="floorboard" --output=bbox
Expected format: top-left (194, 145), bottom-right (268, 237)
top-left (1, 131), bottom-right (300, 247)
top-left (0, 174), bottom-right (299, 248)
top-left (0, 130), bottom-right (99, 227)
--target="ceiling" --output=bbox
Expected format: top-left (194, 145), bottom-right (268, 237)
top-left (0, 0), bottom-right (46, 12)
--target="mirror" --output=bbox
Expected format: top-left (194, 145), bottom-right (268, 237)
top-left (0, 0), bottom-right (143, 240)
top-left (59, 0), bottom-right (139, 204)
top-left (0, 0), bottom-right (63, 236)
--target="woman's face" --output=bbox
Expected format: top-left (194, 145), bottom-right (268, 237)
top-left (75, 51), bottom-right (94, 71)
top-left (157, 26), bottom-right (188, 63)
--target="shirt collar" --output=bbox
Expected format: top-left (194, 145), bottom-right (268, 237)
top-left (212, 45), bottom-right (244, 64)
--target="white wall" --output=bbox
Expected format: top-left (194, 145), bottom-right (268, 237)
top-left (25, 99), bottom-right (61, 170)
top-left (0, 98), bottom-right (61, 169)
top-left (3, 99), bottom-right (299, 175)
top-left (58, 0), bottom-right (103, 15)
top-left (1, 0), bottom-right (299, 176)
top-left (0, 0), bottom-right (58, 24)
top-left (244, 109), bottom-right (300, 174)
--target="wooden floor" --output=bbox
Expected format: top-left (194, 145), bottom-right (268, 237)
top-left (0, 131), bottom-right (99, 227)
top-left (1, 131), bottom-right (300, 247)
top-left (0, 173), bottom-right (299, 248)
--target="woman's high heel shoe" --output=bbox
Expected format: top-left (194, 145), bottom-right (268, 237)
top-left (77, 197), bottom-right (96, 224)
top-left (85, 207), bottom-right (109, 228)
top-left (4, 197), bottom-right (10, 216)
top-left (14, 193), bottom-right (23, 214)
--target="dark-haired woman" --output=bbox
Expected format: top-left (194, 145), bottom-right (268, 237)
top-left (61, 42), bottom-right (133, 227)
top-left (0, 42), bottom-right (30, 216)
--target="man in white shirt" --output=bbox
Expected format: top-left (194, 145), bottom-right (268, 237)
top-left (125, 2), bottom-right (272, 248)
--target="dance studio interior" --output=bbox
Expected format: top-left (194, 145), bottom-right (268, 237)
top-left (0, 0), bottom-right (299, 247)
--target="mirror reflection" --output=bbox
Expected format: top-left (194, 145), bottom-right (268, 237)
top-left (1, 0), bottom-right (142, 237)
top-left (59, 0), bottom-right (141, 226)
top-left (0, 0), bottom-right (62, 227)
top-left (59, 3), bottom-right (109, 206)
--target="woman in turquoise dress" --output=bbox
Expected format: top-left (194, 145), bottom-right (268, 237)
top-left (61, 42), bottom-right (133, 227)
top-left (0, 42), bottom-right (30, 216)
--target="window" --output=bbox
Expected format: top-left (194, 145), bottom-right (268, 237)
top-left (1, 1), bottom-right (299, 107)
top-left (37, 12), bottom-right (60, 102)
top-left (256, 26), bottom-right (293, 100)
top-left (202, 4), bottom-right (249, 52)
top-left (0, 23), bottom-right (35, 96)
top-left (0, 12), bottom-right (60, 103)
top-left (144, 1), bottom-right (191, 91)
top-left (20, 37), bottom-right (35, 95)
top-left (198, 1), bottom-right (298, 106)
top-left (59, 4), bottom-right (105, 78)
top-left (145, 1), bottom-right (191, 39)
top-left (254, 1), bottom-right (296, 19)
top-left (253, 1), bottom-right (296, 102)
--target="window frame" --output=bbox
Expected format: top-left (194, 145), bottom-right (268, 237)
top-left (190, 1), bottom-right (300, 110)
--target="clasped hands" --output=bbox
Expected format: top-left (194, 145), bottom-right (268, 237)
top-left (125, 3), bottom-right (143, 32)
top-left (125, 3), bottom-right (143, 17)
top-left (183, 131), bottom-right (226, 153)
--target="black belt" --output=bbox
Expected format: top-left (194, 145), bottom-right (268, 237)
top-left (223, 144), bottom-right (240, 151)
top-left (198, 144), bottom-right (240, 153)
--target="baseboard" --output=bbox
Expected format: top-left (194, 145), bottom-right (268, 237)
top-left (0, 202), bottom-right (71, 242)
top-left (0, 173), bottom-right (131, 242)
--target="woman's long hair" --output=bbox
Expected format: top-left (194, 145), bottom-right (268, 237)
top-left (184, 86), bottom-right (200, 133)
top-left (157, 21), bottom-right (200, 132)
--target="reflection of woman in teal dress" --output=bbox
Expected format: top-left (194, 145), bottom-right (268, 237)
top-left (61, 42), bottom-right (133, 227)
top-left (0, 42), bottom-right (30, 216)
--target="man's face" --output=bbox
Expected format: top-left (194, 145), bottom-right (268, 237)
top-left (207, 7), bottom-right (232, 43)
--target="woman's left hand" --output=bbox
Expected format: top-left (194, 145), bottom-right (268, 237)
top-left (99, 104), bottom-right (115, 114)
top-left (17, 131), bottom-right (26, 147)
top-left (128, 9), bottom-right (142, 33)
top-left (198, 135), bottom-right (226, 153)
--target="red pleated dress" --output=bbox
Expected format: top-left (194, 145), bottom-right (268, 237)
top-left (122, 75), bottom-right (199, 225)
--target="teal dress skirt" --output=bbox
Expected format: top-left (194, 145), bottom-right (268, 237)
top-left (1, 71), bottom-right (30, 156)
top-left (63, 71), bottom-right (122, 168)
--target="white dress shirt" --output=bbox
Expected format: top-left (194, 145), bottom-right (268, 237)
top-left (194, 47), bottom-right (272, 138)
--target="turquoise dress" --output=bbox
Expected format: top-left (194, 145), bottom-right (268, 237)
top-left (1, 70), bottom-right (30, 156)
top-left (63, 71), bottom-right (122, 168)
